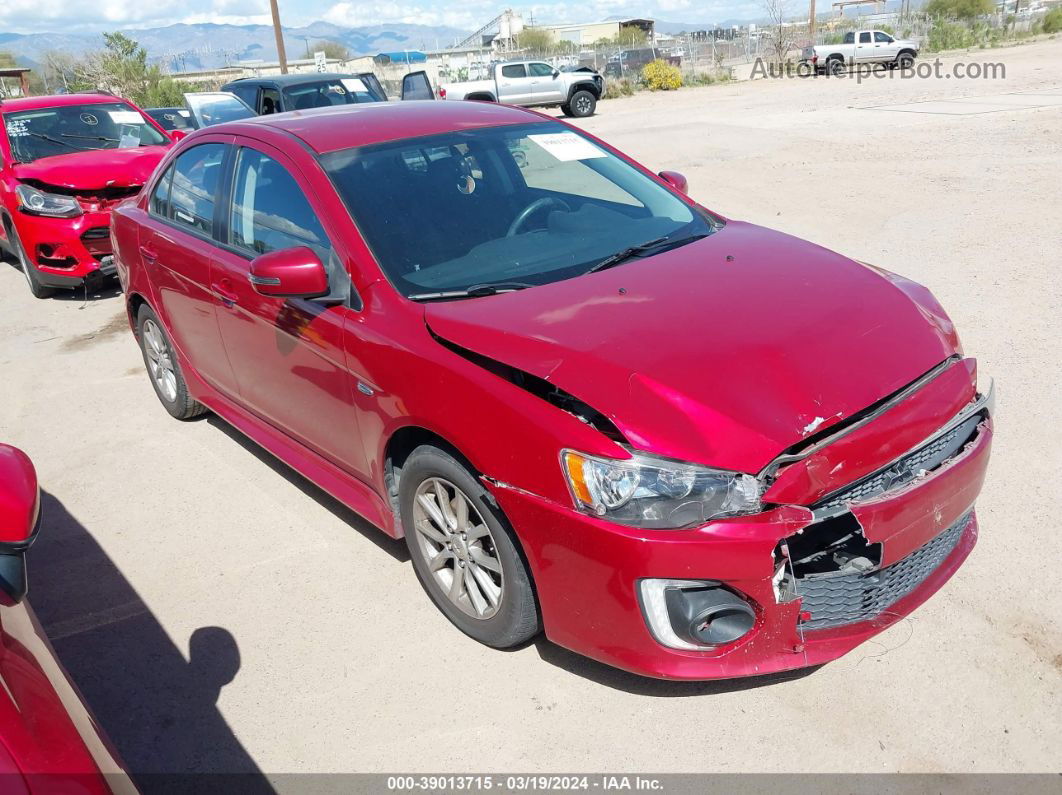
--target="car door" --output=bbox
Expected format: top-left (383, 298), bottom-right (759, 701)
top-left (874, 31), bottom-right (899, 61)
top-left (496, 64), bottom-right (532, 104)
top-left (528, 62), bottom-right (565, 104)
top-left (400, 71), bottom-right (435, 100)
top-left (209, 140), bottom-right (367, 476)
top-left (138, 138), bottom-right (240, 396)
top-left (854, 31), bottom-right (875, 63)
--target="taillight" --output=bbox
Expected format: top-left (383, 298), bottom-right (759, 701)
top-left (812, 55), bottom-right (818, 65)
top-left (438, 86), bottom-right (446, 99)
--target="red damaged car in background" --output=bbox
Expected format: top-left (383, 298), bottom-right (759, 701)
top-left (0, 445), bottom-right (132, 791)
top-left (111, 102), bottom-right (992, 680)
top-left (0, 93), bottom-right (172, 298)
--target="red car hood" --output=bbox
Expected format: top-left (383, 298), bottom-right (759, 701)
top-left (424, 220), bottom-right (961, 474)
top-left (12, 145), bottom-right (169, 191)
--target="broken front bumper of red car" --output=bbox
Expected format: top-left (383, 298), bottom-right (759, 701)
top-left (486, 363), bottom-right (993, 681)
top-left (14, 208), bottom-right (117, 290)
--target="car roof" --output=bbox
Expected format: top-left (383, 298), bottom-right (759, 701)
top-left (209, 100), bottom-right (546, 155)
top-left (223, 73), bottom-right (368, 87)
top-left (0, 93), bottom-right (131, 113)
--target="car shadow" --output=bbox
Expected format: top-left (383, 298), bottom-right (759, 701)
top-left (530, 637), bottom-right (824, 696)
top-left (204, 416), bottom-right (409, 563)
top-left (28, 491), bottom-right (274, 791)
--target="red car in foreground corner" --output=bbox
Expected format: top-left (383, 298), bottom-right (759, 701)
top-left (0, 93), bottom-right (172, 298)
top-left (112, 101), bottom-right (992, 680)
top-left (0, 445), bottom-right (131, 791)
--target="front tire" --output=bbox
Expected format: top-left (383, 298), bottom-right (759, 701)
top-left (896, 52), bottom-right (915, 70)
top-left (565, 90), bottom-right (597, 118)
top-left (136, 304), bottom-right (207, 420)
top-left (8, 225), bottom-right (55, 299)
top-left (400, 445), bottom-right (540, 648)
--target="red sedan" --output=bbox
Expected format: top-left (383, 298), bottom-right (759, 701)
top-left (0, 445), bottom-right (131, 790)
top-left (111, 101), bottom-right (992, 680)
top-left (0, 93), bottom-right (172, 298)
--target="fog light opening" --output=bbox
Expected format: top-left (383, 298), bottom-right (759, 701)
top-left (639, 578), bottom-right (757, 651)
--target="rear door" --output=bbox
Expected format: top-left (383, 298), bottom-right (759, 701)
top-left (528, 62), bottom-right (565, 104)
top-left (209, 139), bottom-right (367, 476)
top-left (496, 64), bottom-right (532, 104)
top-left (400, 71), bottom-right (435, 100)
top-left (138, 137), bottom-right (239, 396)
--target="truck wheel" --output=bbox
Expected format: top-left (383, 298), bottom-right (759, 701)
top-left (896, 52), bottom-right (915, 70)
top-left (566, 90), bottom-right (596, 118)
top-left (8, 224), bottom-right (55, 299)
top-left (827, 57), bottom-right (844, 76)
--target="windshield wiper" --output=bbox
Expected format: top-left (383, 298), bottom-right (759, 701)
top-left (19, 131), bottom-right (81, 151)
top-left (60, 133), bottom-right (119, 142)
top-left (587, 233), bottom-right (710, 274)
top-left (407, 282), bottom-right (534, 302)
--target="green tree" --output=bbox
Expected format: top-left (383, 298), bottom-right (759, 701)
top-left (924, 0), bottom-right (994, 19)
top-left (77, 32), bottom-right (189, 107)
top-left (1044, 7), bottom-right (1062, 33)
top-left (614, 27), bottom-right (649, 47)
top-left (517, 27), bottom-right (556, 53)
top-left (312, 40), bottom-right (351, 61)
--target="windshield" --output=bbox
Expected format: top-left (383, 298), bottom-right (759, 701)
top-left (322, 122), bottom-right (714, 298)
top-left (2, 102), bottom-right (167, 164)
top-left (284, 77), bottom-right (384, 110)
top-left (184, 92), bottom-right (255, 127)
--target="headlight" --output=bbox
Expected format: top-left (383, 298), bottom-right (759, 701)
top-left (15, 184), bottom-right (82, 218)
top-left (561, 449), bottom-right (762, 529)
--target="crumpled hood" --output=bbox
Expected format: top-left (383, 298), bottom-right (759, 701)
top-left (13, 145), bottom-right (169, 191)
top-left (424, 220), bottom-right (961, 474)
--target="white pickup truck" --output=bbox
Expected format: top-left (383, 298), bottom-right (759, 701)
top-left (801, 30), bottom-right (919, 74)
top-left (438, 60), bottom-right (605, 118)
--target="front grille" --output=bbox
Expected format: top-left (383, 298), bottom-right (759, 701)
top-left (814, 413), bottom-right (982, 514)
top-left (796, 512), bottom-right (971, 631)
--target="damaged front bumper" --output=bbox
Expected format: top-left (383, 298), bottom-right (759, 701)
top-left (484, 362), bottom-right (993, 680)
top-left (14, 209), bottom-right (117, 290)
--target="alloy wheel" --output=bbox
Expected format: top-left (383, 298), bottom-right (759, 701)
top-left (412, 477), bottom-right (503, 619)
top-left (142, 319), bottom-right (178, 402)
top-left (575, 95), bottom-right (592, 115)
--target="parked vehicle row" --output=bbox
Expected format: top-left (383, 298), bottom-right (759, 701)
top-left (103, 99), bottom-right (992, 681)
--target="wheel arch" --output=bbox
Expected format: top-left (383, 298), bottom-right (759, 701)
top-left (465, 92), bottom-right (497, 102)
top-left (567, 82), bottom-right (601, 101)
top-left (384, 425), bottom-right (482, 522)
top-left (126, 291), bottom-right (151, 338)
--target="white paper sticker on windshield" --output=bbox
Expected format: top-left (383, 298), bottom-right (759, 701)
top-left (528, 132), bottom-right (606, 162)
top-left (118, 127), bottom-right (142, 149)
top-left (340, 78), bottom-right (368, 94)
top-left (109, 110), bottom-right (143, 124)
top-left (178, 109), bottom-right (191, 117)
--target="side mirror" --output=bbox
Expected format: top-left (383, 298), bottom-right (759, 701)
top-left (659, 170), bottom-right (688, 195)
top-left (552, 70), bottom-right (560, 79)
top-left (249, 247), bottom-right (330, 299)
top-left (169, 129), bottom-right (188, 142)
top-left (0, 444), bottom-right (41, 604)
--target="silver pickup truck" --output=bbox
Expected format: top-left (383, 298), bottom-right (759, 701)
top-left (802, 30), bottom-right (919, 75)
top-left (439, 60), bottom-right (605, 118)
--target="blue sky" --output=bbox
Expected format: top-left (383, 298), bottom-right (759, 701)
top-left (1, 0), bottom-right (775, 36)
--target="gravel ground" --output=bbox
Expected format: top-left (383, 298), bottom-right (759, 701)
top-left (0, 38), bottom-right (1059, 780)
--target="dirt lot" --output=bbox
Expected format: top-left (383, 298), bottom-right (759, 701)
top-left (1, 38), bottom-right (1060, 779)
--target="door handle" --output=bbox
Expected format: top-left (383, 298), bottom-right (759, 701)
top-left (211, 280), bottom-right (238, 308)
top-left (139, 245), bottom-right (158, 263)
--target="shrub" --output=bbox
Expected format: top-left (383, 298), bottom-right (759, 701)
top-left (603, 78), bottom-right (636, 99)
top-left (1044, 7), bottom-right (1062, 34)
top-left (642, 59), bottom-right (682, 90)
top-left (924, 0), bottom-right (994, 18)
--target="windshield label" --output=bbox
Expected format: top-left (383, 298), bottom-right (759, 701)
top-left (118, 126), bottom-right (142, 149)
top-left (340, 78), bottom-right (368, 93)
top-left (108, 110), bottom-right (143, 125)
top-left (528, 132), bottom-right (606, 162)
top-left (5, 120), bottom-right (28, 137)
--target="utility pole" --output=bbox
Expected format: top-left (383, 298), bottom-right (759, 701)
top-left (269, 0), bottom-right (288, 74)
top-left (808, 0), bottom-right (817, 41)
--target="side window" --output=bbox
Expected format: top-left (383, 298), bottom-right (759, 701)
top-left (150, 164), bottom-right (174, 217)
top-left (529, 63), bottom-right (554, 77)
top-left (874, 32), bottom-right (892, 42)
top-left (859, 32), bottom-right (872, 44)
top-left (228, 83), bottom-right (258, 110)
top-left (169, 143), bottom-right (227, 235)
top-left (501, 64), bottom-right (527, 79)
top-left (261, 87), bottom-right (281, 114)
top-left (229, 148), bottom-right (330, 259)
top-left (843, 32), bottom-right (855, 44)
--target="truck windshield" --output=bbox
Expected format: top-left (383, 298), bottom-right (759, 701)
top-left (322, 122), bottom-right (715, 298)
top-left (283, 77), bottom-right (385, 110)
top-left (3, 102), bottom-right (167, 164)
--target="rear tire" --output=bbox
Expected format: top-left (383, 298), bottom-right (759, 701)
top-left (827, 57), bottom-right (844, 76)
top-left (136, 303), bottom-right (207, 420)
top-left (566, 90), bottom-right (597, 118)
top-left (400, 445), bottom-right (540, 649)
top-left (8, 224), bottom-right (55, 299)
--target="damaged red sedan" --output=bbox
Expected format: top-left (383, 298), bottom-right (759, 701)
top-left (0, 93), bottom-right (172, 297)
top-left (112, 102), bottom-right (993, 680)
